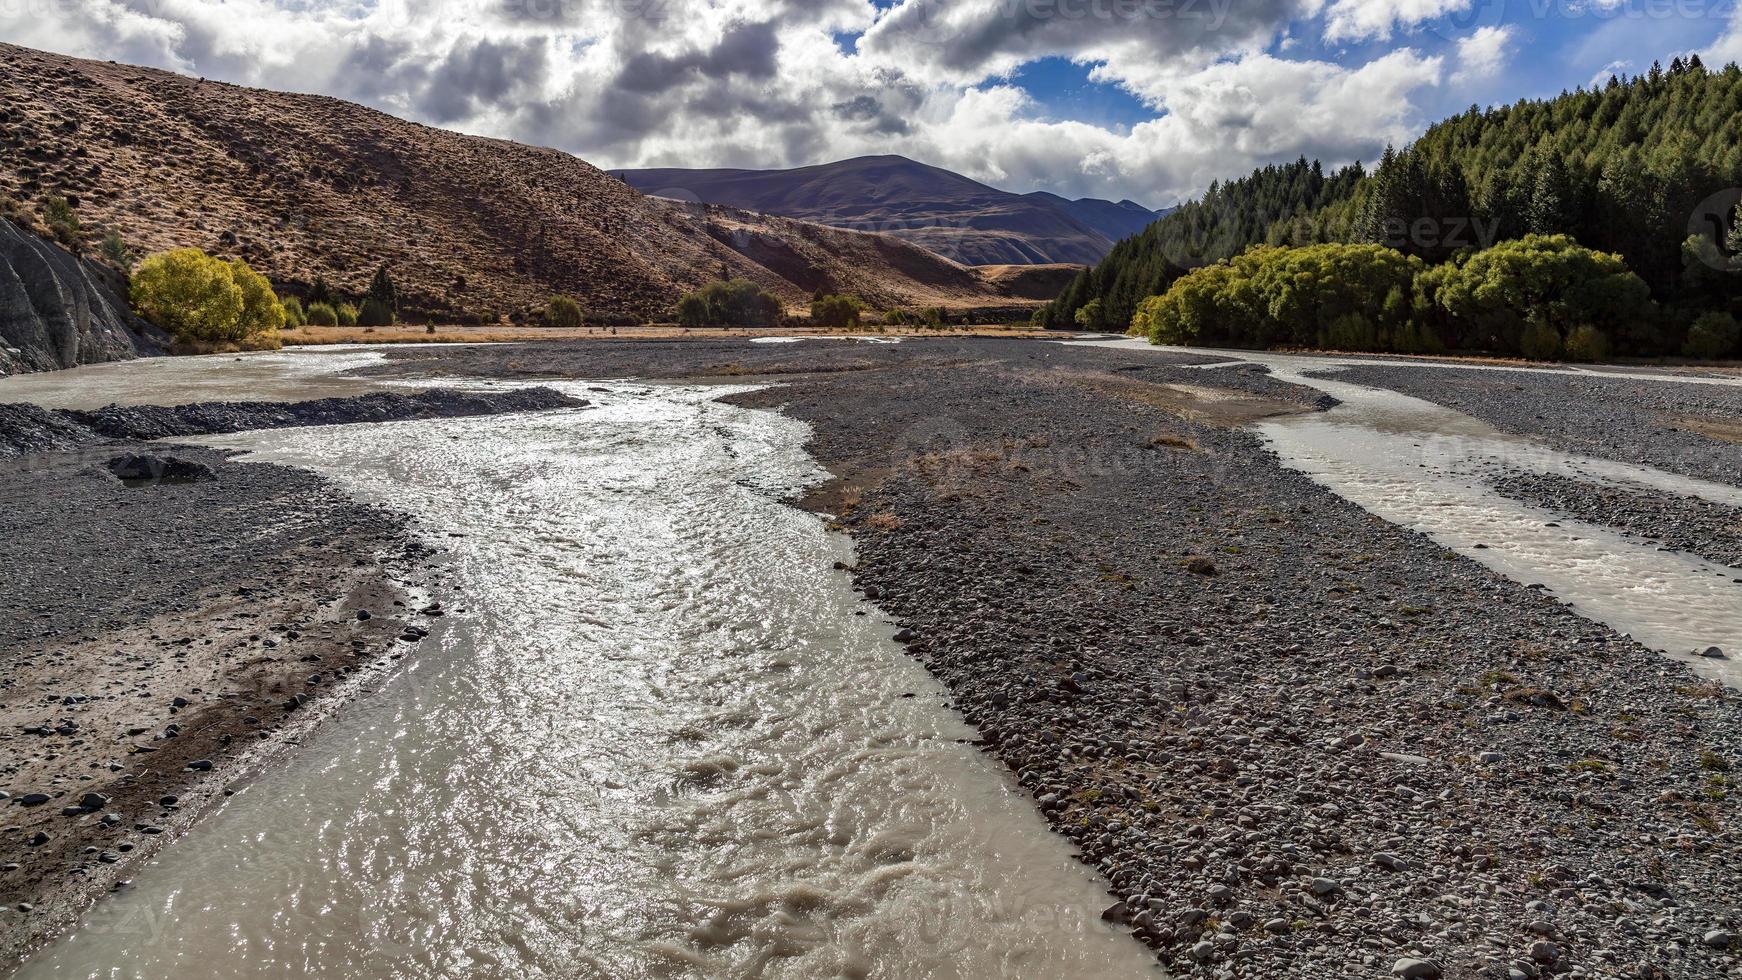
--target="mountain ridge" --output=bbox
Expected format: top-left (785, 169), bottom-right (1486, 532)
top-left (0, 44), bottom-right (1037, 324)
top-left (611, 155), bottom-right (1167, 266)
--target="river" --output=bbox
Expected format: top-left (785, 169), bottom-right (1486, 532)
top-left (1069, 338), bottom-right (1742, 689)
top-left (9, 364), bottom-right (1159, 979)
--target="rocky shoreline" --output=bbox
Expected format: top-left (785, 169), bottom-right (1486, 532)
top-left (0, 389), bottom-right (582, 969)
top-left (1486, 469), bottom-right (1742, 573)
top-left (366, 338), bottom-right (1742, 979)
top-left (5, 338), bottom-right (1740, 977)
top-left (1321, 364), bottom-right (1742, 487)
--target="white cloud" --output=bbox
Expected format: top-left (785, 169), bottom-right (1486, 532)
top-left (1710, 5), bottom-right (1742, 65)
top-left (0, 0), bottom-right (1453, 207)
top-left (1587, 58), bottom-right (1632, 87)
top-left (1452, 24), bottom-right (1515, 84)
top-left (1319, 0), bottom-right (1474, 42)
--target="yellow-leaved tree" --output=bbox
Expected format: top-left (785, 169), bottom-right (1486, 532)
top-left (131, 249), bottom-right (285, 348)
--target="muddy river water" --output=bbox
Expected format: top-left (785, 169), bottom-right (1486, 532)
top-left (7, 363), bottom-right (1160, 979)
top-left (6, 339), bottom-right (1741, 976)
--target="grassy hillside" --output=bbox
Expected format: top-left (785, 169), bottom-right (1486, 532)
top-left (0, 44), bottom-right (1028, 324)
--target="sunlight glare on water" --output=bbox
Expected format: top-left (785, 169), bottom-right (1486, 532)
top-left (15, 382), bottom-right (1159, 980)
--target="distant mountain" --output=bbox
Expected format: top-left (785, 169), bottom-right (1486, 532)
top-left (0, 45), bottom-right (1040, 325)
top-left (611, 156), bottom-right (1168, 266)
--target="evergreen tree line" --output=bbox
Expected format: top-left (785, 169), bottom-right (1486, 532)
top-left (1043, 57), bottom-right (1742, 357)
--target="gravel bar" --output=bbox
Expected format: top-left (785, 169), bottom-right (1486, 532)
top-left (1321, 365), bottom-right (1742, 488)
top-left (371, 338), bottom-right (1742, 980)
top-left (1487, 468), bottom-right (1742, 572)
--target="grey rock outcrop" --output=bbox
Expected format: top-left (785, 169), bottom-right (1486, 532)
top-left (0, 217), bottom-right (163, 374)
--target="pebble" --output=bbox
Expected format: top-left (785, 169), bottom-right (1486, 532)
top-left (1392, 958), bottom-right (1442, 979)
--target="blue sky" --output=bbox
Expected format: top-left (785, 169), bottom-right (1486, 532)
top-left (3, 0), bottom-right (1739, 205)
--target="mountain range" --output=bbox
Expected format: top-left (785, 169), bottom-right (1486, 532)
top-left (611, 156), bottom-right (1167, 266)
top-left (0, 44), bottom-right (1058, 324)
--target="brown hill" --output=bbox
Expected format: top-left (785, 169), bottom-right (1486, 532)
top-left (0, 44), bottom-right (1034, 323)
top-left (612, 156), bottom-right (1167, 266)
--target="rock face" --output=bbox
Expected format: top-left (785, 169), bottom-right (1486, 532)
top-left (0, 217), bottom-right (161, 374)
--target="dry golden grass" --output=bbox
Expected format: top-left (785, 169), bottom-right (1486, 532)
top-left (864, 511), bottom-right (903, 531)
top-left (280, 322), bottom-right (1051, 347)
top-left (1679, 416), bottom-right (1742, 445)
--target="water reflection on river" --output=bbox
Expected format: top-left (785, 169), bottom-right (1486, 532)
top-left (16, 381), bottom-right (1158, 979)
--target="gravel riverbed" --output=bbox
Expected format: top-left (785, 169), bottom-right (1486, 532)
top-left (5, 340), bottom-right (1740, 978)
top-left (1486, 469), bottom-right (1742, 573)
top-left (1320, 365), bottom-right (1742, 488)
top-left (0, 388), bottom-right (582, 969)
top-left (367, 338), bottom-right (1742, 980)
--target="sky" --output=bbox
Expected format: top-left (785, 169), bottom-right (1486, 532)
top-left (4, 0), bottom-right (1740, 209)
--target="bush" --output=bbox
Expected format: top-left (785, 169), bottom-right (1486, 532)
top-left (336, 302), bottom-right (359, 327)
top-left (1563, 324), bottom-right (1611, 362)
top-left (0, 193), bottom-right (24, 224)
top-left (307, 276), bottom-right (335, 309)
top-left (1519, 321), bottom-right (1563, 360)
top-left (98, 230), bottom-right (134, 271)
top-left (358, 297), bottom-right (395, 327)
top-left (1132, 235), bottom-right (1648, 360)
top-left (131, 248), bottom-right (284, 343)
top-left (42, 195), bottom-right (83, 251)
top-left (545, 295), bottom-right (585, 327)
top-left (281, 297), bottom-right (307, 328)
top-left (1073, 298), bottom-right (1104, 330)
top-left (674, 279), bottom-right (783, 328)
top-left (1134, 243), bottom-right (1423, 351)
top-left (1684, 311), bottom-right (1741, 359)
top-left (810, 293), bottom-right (863, 329)
top-left (1427, 234), bottom-right (1653, 353)
top-left (305, 302), bottom-right (339, 326)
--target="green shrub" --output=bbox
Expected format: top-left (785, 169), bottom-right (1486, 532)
top-left (673, 279), bottom-right (783, 328)
top-left (1520, 321), bottom-right (1563, 360)
top-left (1563, 324), bottom-right (1611, 362)
top-left (42, 195), bottom-right (83, 251)
top-left (336, 302), bottom-right (359, 327)
top-left (809, 293), bottom-right (863, 329)
top-left (98, 230), bottom-right (134, 271)
top-left (131, 248), bottom-right (283, 344)
top-left (545, 295), bottom-right (585, 327)
top-left (281, 297), bottom-right (307, 328)
top-left (1683, 311), bottom-right (1740, 359)
top-left (1135, 243), bottom-right (1423, 351)
top-left (1132, 235), bottom-right (1646, 360)
top-left (305, 302), bottom-right (339, 327)
top-left (357, 297), bottom-right (395, 327)
top-left (1428, 234), bottom-right (1653, 353)
top-left (1073, 298), bottom-right (1104, 330)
